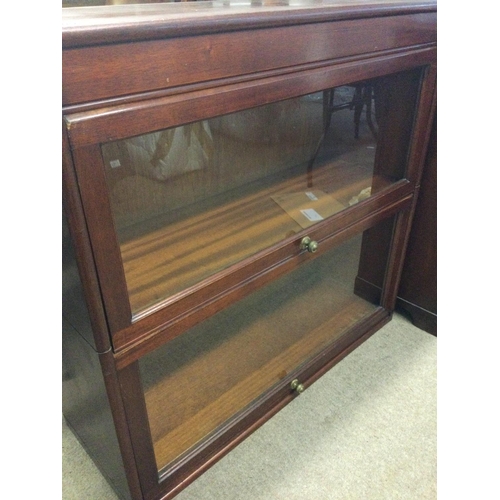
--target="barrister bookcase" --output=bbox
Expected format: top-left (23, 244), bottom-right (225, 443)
top-left (62, 1), bottom-right (437, 499)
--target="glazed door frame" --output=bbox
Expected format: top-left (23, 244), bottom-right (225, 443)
top-left (64, 50), bottom-right (436, 358)
top-left (114, 197), bottom-right (415, 500)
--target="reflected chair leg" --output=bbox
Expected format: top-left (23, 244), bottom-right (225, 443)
top-left (310, 89), bottom-right (336, 188)
top-left (353, 85), bottom-right (363, 139)
top-left (364, 85), bottom-right (378, 141)
top-left (323, 89), bottom-right (334, 131)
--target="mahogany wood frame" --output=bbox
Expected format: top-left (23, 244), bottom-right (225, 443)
top-left (66, 54), bottom-right (437, 357)
top-left (396, 112), bottom-right (437, 334)
top-left (62, 2), bottom-right (437, 499)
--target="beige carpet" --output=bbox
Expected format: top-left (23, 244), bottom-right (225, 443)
top-left (62, 312), bottom-right (436, 500)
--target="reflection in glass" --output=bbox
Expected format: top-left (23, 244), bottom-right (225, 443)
top-left (101, 69), bottom-right (421, 314)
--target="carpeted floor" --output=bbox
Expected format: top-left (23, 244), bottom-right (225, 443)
top-left (62, 312), bottom-right (436, 500)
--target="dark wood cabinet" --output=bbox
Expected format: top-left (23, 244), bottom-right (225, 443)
top-left (396, 113), bottom-right (437, 335)
top-left (62, 2), bottom-right (437, 499)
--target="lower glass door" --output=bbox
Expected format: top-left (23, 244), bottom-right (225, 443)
top-left (137, 215), bottom-right (395, 473)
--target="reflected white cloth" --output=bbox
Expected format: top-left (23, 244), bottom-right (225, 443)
top-left (126, 122), bottom-right (213, 181)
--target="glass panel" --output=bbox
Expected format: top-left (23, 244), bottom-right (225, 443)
top-left (102, 69), bottom-right (421, 314)
top-left (138, 215), bottom-right (395, 473)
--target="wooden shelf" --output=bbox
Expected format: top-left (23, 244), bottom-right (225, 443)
top-left (120, 159), bottom-right (388, 314)
top-left (139, 235), bottom-right (377, 470)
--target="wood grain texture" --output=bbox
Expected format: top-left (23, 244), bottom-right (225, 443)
top-left (113, 186), bottom-right (413, 365)
top-left (62, 128), bottom-right (112, 352)
top-left (120, 160), bottom-right (383, 314)
top-left (62, 1), bottom-right (437, 48)
top-left (70, 145), bottom-right (133, 333)
top-left (62, 2), bottom-right (437, 499)
top-left (63, 12), bottom-right (436, 105)
top-left (139, 234), bottom-right (378, 470)
top-left (151, 308), bottom-right (390, 500)
top-left (64, 46), bottom-right (436, 146)
top-left (151, 297), bottom-right (375, 470)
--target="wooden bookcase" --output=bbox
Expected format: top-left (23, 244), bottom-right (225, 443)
top-left (62, 2), bottom-right (437, 499)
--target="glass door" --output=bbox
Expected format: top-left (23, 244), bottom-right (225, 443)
top-left (100, 68), bottom-right (423, 316)
top-left (137, 215), bottom-right (396, 474)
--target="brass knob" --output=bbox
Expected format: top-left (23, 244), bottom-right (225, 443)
top-left (300, 236), bottom-right (318, 253)
top-left (291, 379), bottom-right (305, 394)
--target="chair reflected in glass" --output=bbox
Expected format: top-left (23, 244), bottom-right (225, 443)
top-left (323, 83), bottom-right (378, 140)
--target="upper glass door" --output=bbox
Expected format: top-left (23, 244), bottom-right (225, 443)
top-left (101, 68), bottom-right (422, 315)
